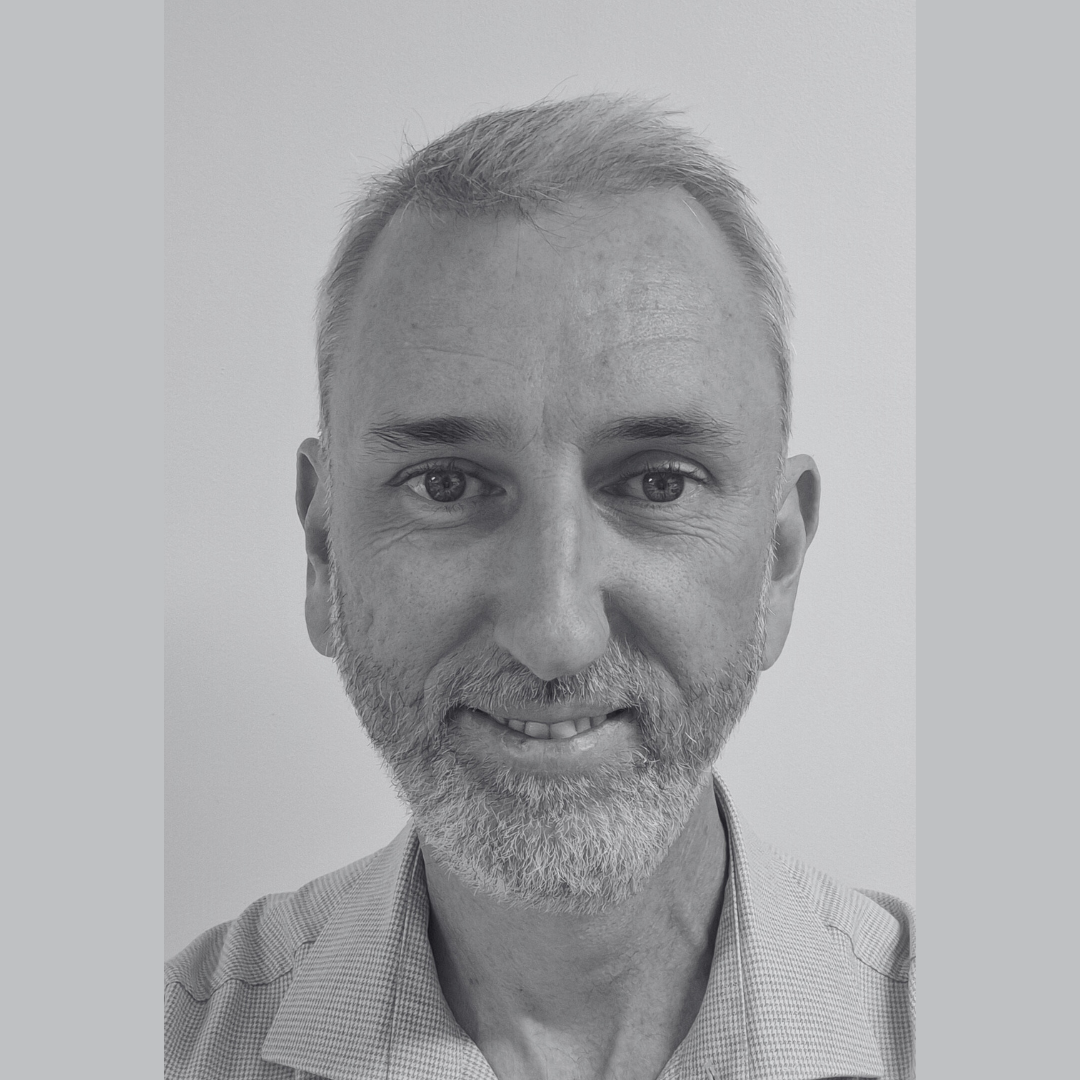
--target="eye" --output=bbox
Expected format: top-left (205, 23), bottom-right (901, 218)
top-left (417, 467), bottom-right (466, 502)
top-left (605, 460), bottom-right (708, 504)
top-left (641, 471), bottom-right (685, 502)
top-left (398, 462), bottom-right (501, 504)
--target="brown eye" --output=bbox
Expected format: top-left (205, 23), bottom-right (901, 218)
top-left (641, 471), bottom-right (685, 502)
top-left (424, 468), bottom-right (467, 502)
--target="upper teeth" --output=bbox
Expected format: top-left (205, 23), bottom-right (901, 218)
top-left (487, 713), bottom-right (606, 740)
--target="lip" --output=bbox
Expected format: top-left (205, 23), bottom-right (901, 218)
top-left (452, 706), bottom-right (641, 773)
top-left (473, 704), bottom-right (624, 724)
top-left (469, 706), bottom-right (628, 740)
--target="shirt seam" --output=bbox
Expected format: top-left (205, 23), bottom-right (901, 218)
top-left (167, 945), bottom-right (309, 1003)
top-left (167, 861), bottom-right (384, 1000)
top-left (820, 918), bottom-right (911, 983)
top-left (777, 858), bottom-right (911, 983)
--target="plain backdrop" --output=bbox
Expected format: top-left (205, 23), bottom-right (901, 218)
top-left (165, 0), bottom-right (914, 959)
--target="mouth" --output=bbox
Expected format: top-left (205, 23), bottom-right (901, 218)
top-left (452, 706), bottom-right (641, 772)
top-left (472, 708), bottom-right (629, 741)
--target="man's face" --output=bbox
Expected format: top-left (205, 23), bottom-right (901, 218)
top-left (316, 189), bottom-right (789, 911)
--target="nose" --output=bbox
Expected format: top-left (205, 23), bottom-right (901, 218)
top-left (492, 486), bottom-right (610, 682)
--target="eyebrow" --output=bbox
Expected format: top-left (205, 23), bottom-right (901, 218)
top-left (364, 415), bottom-right (515, 452)
top-left (364, 411), bottom-right (741, 453)
top-left (594, 413), bottom-right (741, 447)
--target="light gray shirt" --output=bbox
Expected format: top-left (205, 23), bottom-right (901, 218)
top-left (166, 775), bottom-right (914, 1079)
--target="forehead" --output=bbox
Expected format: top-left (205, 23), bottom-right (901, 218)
top-left (333, 189), bottom-right (781, 452)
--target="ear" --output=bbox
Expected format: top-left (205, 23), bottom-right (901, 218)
top-left (761, 454), bottom-right (820, 670)
top-left (296, 437), bottom-right (334, 657)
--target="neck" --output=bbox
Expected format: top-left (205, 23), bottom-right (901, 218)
top-left (421, 776), bottom-right (727, 1080)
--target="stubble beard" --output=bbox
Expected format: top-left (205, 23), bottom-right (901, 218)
top-left (328, 557), bottom-right (770, 915)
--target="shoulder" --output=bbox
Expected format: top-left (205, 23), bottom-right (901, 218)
top-left (779, 853), bottom-right (916, 1076)
top-left (166, 853), bottom-right (377, 1000)
top-left (779, 853), bottom-right (914, 981)
top-left (164, 851), bottom-right (380, 1080)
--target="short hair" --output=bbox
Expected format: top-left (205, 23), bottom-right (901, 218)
top-left (317, 94), bottom-right (793, 444)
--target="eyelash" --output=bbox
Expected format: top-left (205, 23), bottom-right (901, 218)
top-left (605, 458), bottom-right (710, 493)
top-left (392, 458), bottom-right (468, 484)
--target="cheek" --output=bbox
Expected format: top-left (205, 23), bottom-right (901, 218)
top-left (612, 534), bottom-right (768, 679)
top-left (333, 522), bottom-right (491, 663)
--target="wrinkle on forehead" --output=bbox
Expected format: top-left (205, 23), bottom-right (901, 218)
top-left (350, 189), bottom-right (755, 316)
top-left (333, 190), bottom-right (781, 453)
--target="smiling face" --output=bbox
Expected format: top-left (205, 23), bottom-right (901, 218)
top-left (299, 189), bottom-right (813, 911)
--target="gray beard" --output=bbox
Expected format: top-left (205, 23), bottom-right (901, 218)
top-left (329, 561), bottom-right (769, 914)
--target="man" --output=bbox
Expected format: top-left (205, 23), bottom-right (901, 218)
top-left (166, 95), bottom-right (914, 1079)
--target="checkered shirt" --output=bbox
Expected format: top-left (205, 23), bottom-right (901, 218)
top-left (166, 774), bottom-right (914, 1079)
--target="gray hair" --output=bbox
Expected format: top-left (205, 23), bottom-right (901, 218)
top-left (316, 94), bottom-right (793, 444)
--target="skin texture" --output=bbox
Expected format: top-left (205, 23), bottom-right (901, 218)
top-left (296, 189), bottom-right (819, 1080)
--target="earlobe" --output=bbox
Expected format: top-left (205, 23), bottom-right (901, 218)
top-left (761, 455), bottom-right (820, 670)
top-left (296, 437), bottom-right (335, 657)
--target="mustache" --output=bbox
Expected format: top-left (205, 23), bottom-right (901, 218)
top-left (424, 640), bottom-right (681, 721)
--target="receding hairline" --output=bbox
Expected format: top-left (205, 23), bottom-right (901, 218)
top-left (315, 95), bottom-right (793, 448)
top-left (337, 189), bottom-right (783, 411)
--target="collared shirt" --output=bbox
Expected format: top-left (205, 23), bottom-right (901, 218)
top-left (166, 775), bottom-right (914, 1079)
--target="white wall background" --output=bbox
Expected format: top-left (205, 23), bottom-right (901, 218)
top-left (166, 0), bottom-right (914, 959)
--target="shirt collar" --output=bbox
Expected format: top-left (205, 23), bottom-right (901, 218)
top-left (261, 825), bottom-right (492, 1080)
top-left (262, 775), bottom-right (884, 1080)
top-left (667, 776), bottom-right (885, 1079)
